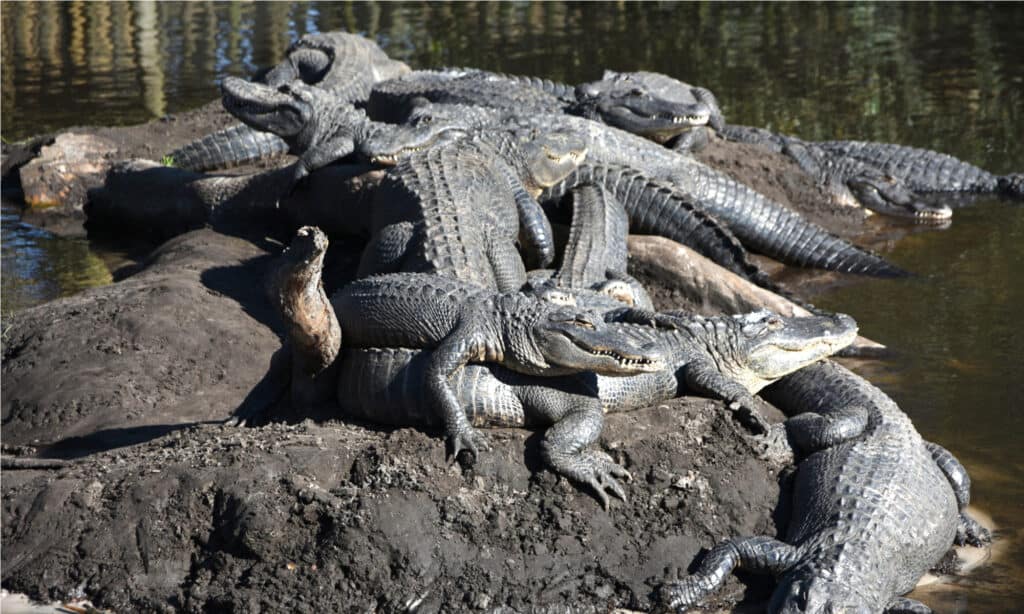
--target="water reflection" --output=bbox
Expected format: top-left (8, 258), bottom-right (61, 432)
top-left (1, 2), bottom-right (1022, 609)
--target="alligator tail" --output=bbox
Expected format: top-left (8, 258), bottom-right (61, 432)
top-left (169, 123), bottom-right (290, 172)
top-left (684, 164), bottom-right (908, 277)
top-left (543, 164), bottom-right (781, 292)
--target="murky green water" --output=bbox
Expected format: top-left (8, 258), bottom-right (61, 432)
top-left (2, 2), bottom-right (1022, 609)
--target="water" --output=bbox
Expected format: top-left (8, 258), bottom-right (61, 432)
top-left (2, 2), bottom-right (1022, 609)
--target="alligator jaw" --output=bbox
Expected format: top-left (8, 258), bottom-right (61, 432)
top-left (221, 77), bottom-right (309, 138)
top-left (603, 104), bottom-right (710, 142)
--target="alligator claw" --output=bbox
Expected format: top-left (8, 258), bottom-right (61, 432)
top-left (447, 427), bottom-right (490, 464)
top-left (727, 395), bottom-right (770, 434)
top-left (657, 580), bottom-right (697, 612)
top-left (956, 515), bottom-right (992, 547)
top-left (574, 450), bottom-right (631, 509)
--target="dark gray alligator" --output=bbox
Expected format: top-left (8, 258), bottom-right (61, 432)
top-left (358, 127), bottom-right (586, 288)
top-left (816, 139), bottom-right (1024, 199)
top-left (218, 76), bottom-right (464, 182)
top-left (367, 68), bottom-right (712, 146)
top-left (721, 124), bottom-right (954, 222)
top-left (659, 360), bottom-right (991, 613)
top-left (404, 102), bottom-right (908, 278)
top-left (333, 272), bottom-right (666, 462)
top-left (588, 70), bottom-right (724, 152)
top-left (169, 30), bottom-right (410, 172)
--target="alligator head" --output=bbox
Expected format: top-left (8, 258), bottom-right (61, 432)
top-left (221, 77), bottom-right (363, 177)
top-left (358, 113), bottom-right (471, 166)
top-left (511, 305), bottom-right (666, 376)
top-left (517, 129), bottom-right (588, 193)
top-left (846, 169), bottom-right (953, 223)
top-left (575, 75), bottom-right (711, 143)
top-left (701, 311), bottom-right (858, 393)
top-left (770, 572), bottom-right (875, 614)
top-left (263, 31), bottom-right (410, 89)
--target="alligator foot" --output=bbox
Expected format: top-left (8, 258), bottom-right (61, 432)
top-left (727, 393), bottom-right (771, 435)
top-left (549, 449), bottom-right (631, 509)
top-left (447, 426), bottom-right (491, 464)
top-left (747, 423), bottom-right (794, 466)
top-left (956, 513), bottom-right (992, 547)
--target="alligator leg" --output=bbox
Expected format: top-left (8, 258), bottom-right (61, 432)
top-left (668, 127), bottom-right (710, 154)
top-left (925, 441), bottom-right (992, 546)
top-left (426, 328), bottom-right (493, 462)
top-left (683, 361), bottom-right (770, 433)
top-left (482, 227), bottom-right (529, 293)
top-left (782, 405), bottom-right (870, 454)
top-left (357, 221), bottom-right (415, 277)
top-left (658, 536), bottom-right (799, 611)
top-left (884, 596), bottom-right (933, 614)
top-left (518, 381), bottom-right (630, 509)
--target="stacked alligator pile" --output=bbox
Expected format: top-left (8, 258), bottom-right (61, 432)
top-left (5, 30), bottom-right (1015, 613)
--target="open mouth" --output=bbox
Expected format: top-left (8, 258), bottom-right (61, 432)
top-left (587, 347), bottom-right (662, 369)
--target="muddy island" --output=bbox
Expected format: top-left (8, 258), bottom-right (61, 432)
top-left (3, 29), bottom-right (1008, 614)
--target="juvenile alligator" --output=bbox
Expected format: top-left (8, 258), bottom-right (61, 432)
top-left (721, 124), bottom-right (953, 222)
top-left (816, 139), bottom-right (1024, 199)
top-left (405, 102), bottom-right (908, 278)
top-left (367, 68), bottom-right (712, 146)
top-left (170, 30), bottom-right (410, 171)
top-left (358, 128), bottom-right (586, 288)
top-left (659, 360), bottom-right (990, 613)
top-left (333, 272), bottom-right (665, 463)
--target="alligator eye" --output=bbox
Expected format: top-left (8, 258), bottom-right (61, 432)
top-left (277, 84), bottom-right (292, 94)
top-left (766, 316), bottom-right (784, 330)
top-left (573, 317), bottom-right (596, 329)
top-left (629, 88), bottom-right (644, 97)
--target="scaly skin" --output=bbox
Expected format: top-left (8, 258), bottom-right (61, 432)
top-left (332, 272), bottom-right (665, 464)
top-left (406, 102), bottom-right (908, 277)
top-left (358, 129), bottom-right (585, 289)
top-left (659, 360), bottom-right (991, 613)
top-left (334, 310), bottom-right (856, 506)
top-left (721, 125), bottom-right (953, 222)
top-left (367, 68), bottom-right (709, 144)
top-left (587, 70), bottom-right (723, 151)
top-left (170, 30), bottom-right (410, 171)
top-left (818, 139), bottom-right (1023, 198)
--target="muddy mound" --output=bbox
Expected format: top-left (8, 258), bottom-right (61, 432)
top-left (2, 399), bottom-right (783, 613)
top-left (1, 230), bottom-right (283, 456)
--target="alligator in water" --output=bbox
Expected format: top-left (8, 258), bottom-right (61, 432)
top-left (815, 139), bottom-right (1024, 199)
top-left (169, 30), bottom-right (410, 171)
top-left (659, 360), bottom-right (991, 613)
top-left (367, 68), bottom-right (713, 146)
top-left (403, 101), bottom-right (908, 278)
top-left (721, 124), bottom-right (954, 222)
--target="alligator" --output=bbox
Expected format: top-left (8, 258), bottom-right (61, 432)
top-left (357, 127), bottom-right (586, 288)
top-left (169, 30), bottom-right (410, 172)
top-left (331, 309), bottom-right (855, 507)
top-left (332, 272), bottom-right (665, 462)
top-left (588, 70), bottom-right (725, 152)
top-left (218, 76), bottom-right (464, 182)
top-left (721, 124), bottom-right (954, 222)
top-left (367, 68), bottom-right (712, 146)
top-left (659, 360), bottom-right (991, 613)
top-left (816, 139), bottom-right (1024, 199)
top-left (403, 101), bottom-right (908, 278)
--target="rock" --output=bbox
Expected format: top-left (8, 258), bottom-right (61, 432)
top-left (18, 133), bottom-right (117, 211)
